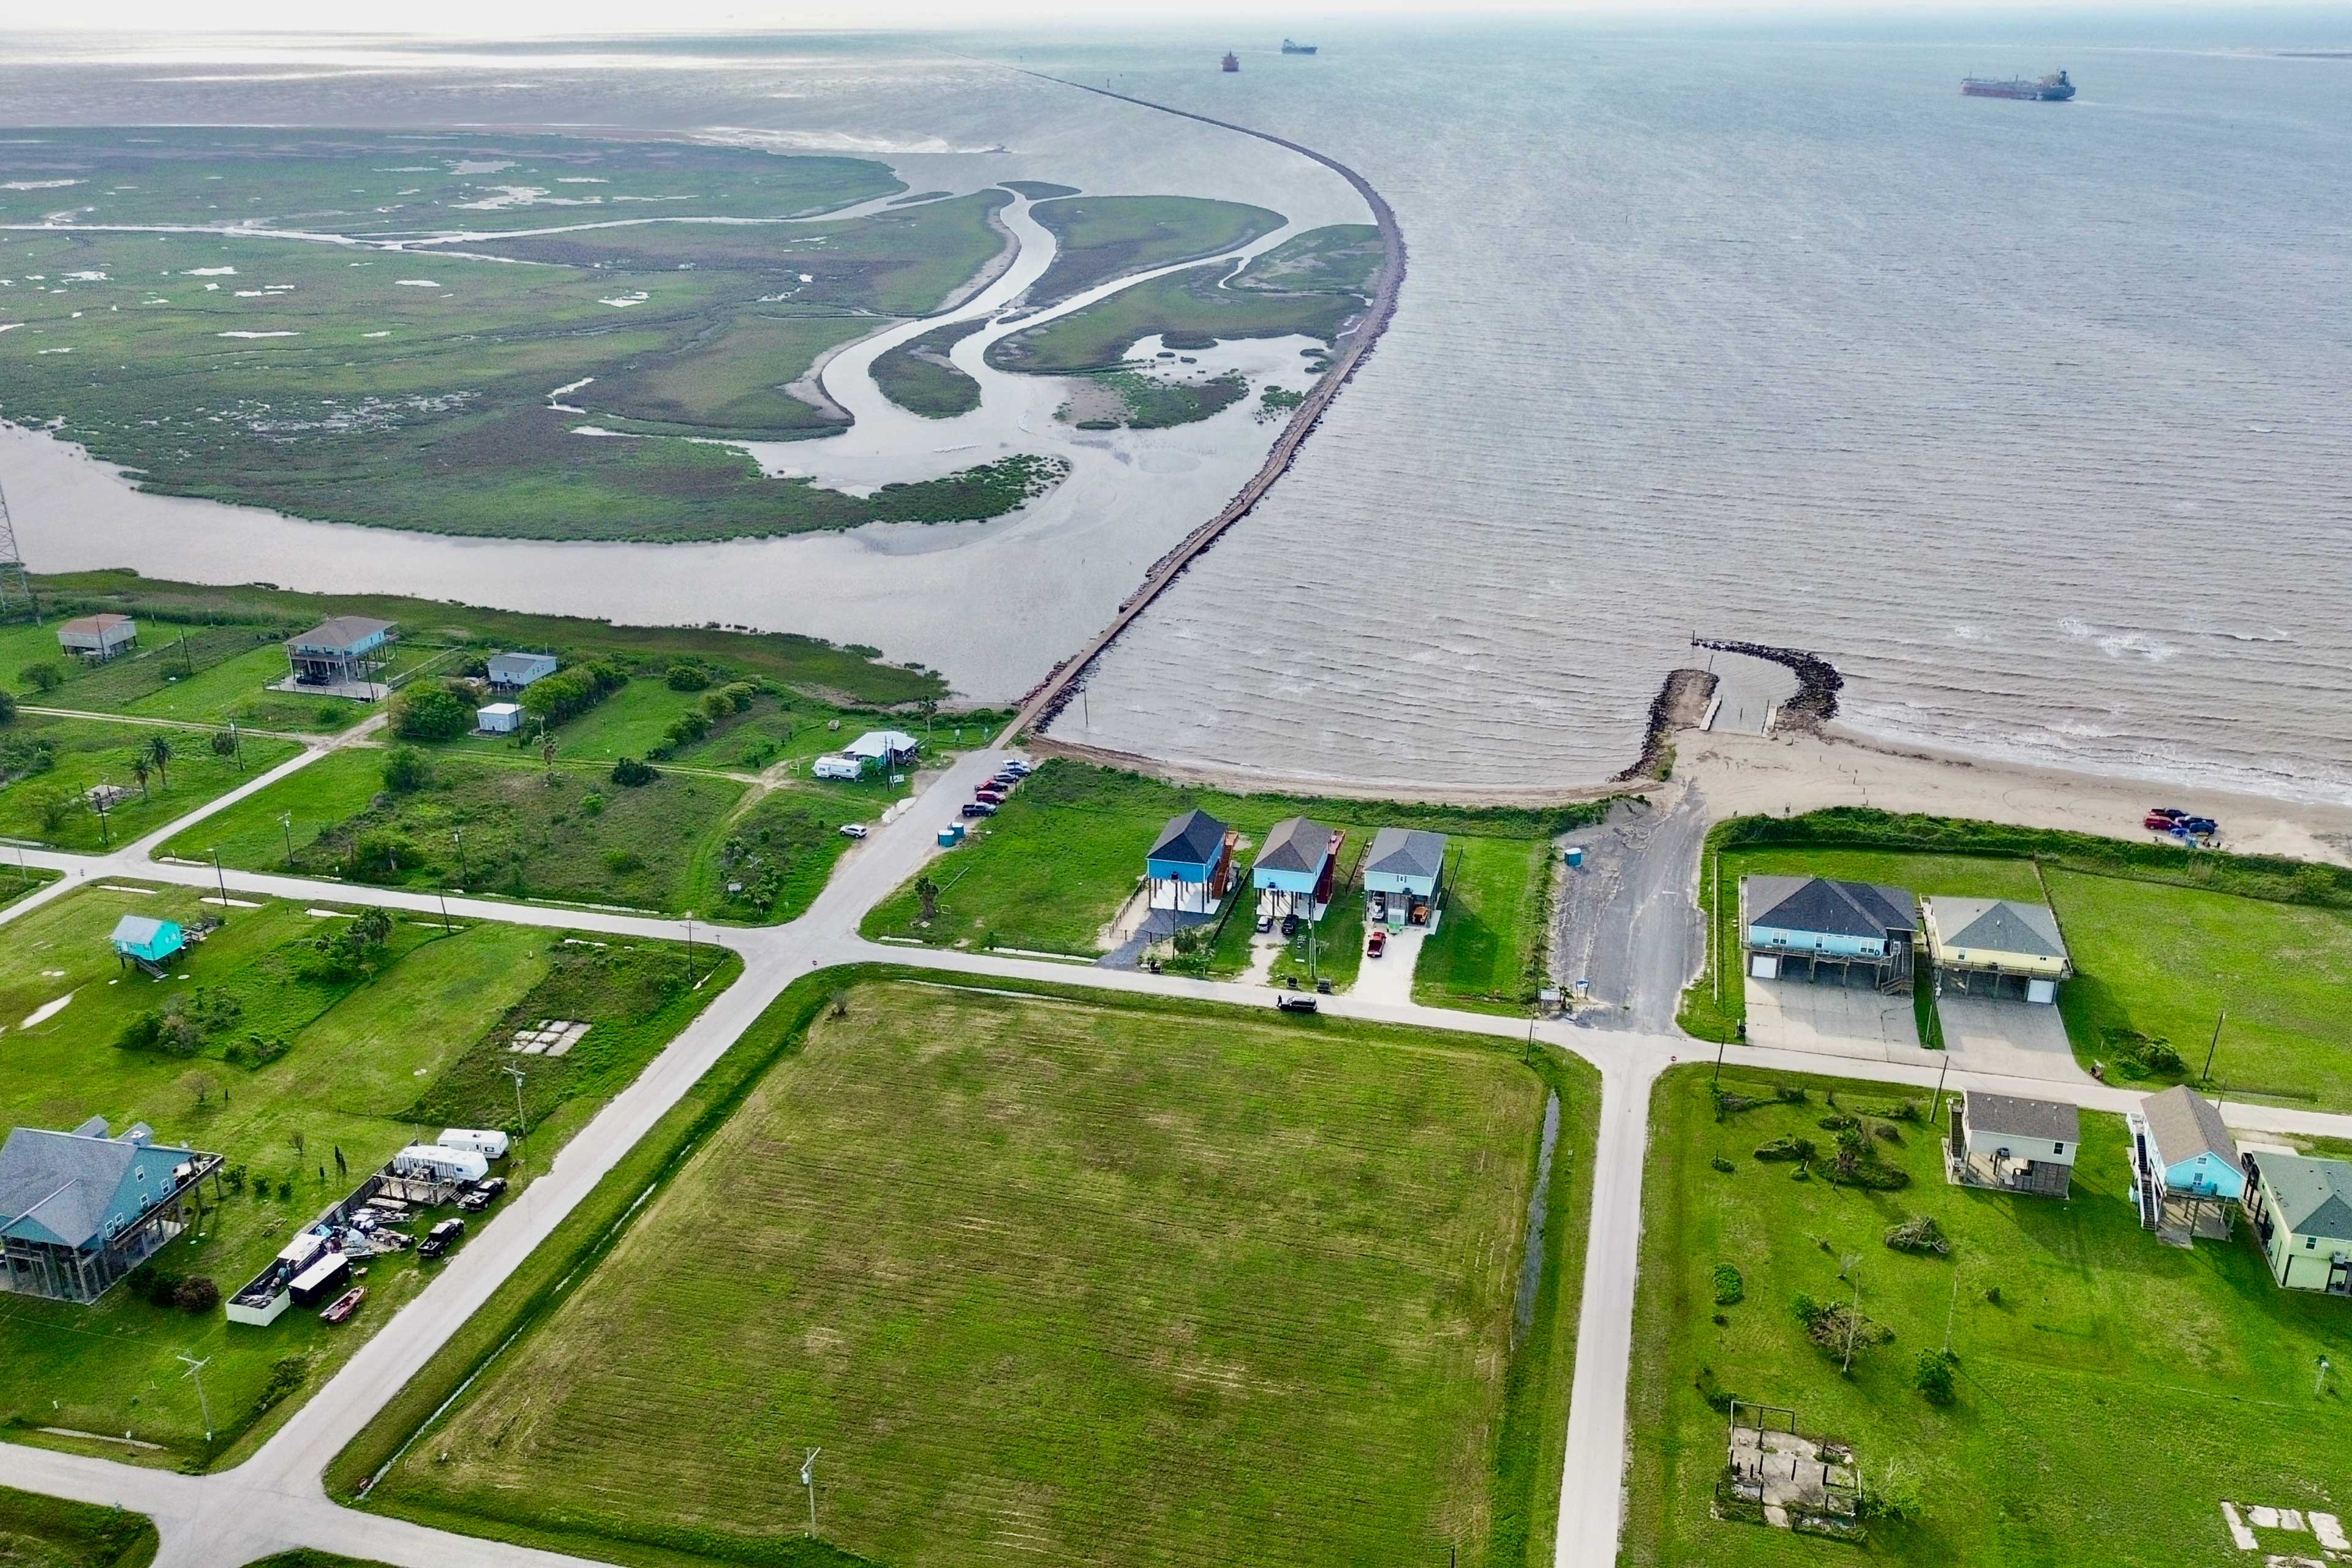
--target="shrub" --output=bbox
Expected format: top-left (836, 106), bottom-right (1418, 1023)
top-left (351, 830), bottom-right (418, 879)
top-left (255, 1354), bottom-right (308, 1413)
top-left (1712, 1264), bottom-right (1744, 1306)
top-left (1985, 1284), bottom-right (2003, 1305)
top-left (117, 989), bottom-right (243, 1057)
top-left (665, 710), bottom-right (711, 747)
top-left (128, 1265), bottom-right (184, 1308)
top-left (0, 687), bottom-right (13, 723)
top-left (699, 690), bottom-right (734, 723)
top-left (1858, 1461), bottom-right (1924, 1522)
top-left (224, 1033), bottom-right (291, 1070)
top-left (1693, 1363), bottom-right (1737, 1413)
top-left (1818, 1114), bottom-right (1857, 1132)
top-left (610, 755), bottom-right (657, 788)
top-left (1914, 1347), bottom-right (1958, 1404)
top-left (391, 682), bottom-right (474, 742)
top-left (665, 661), bottom-right (711, 692)
top-left (605, 850), bottom-right (646, 875)
top-left (381, 745), bottom-right (434, 793)
top-left (173, 1276), bottom-right (221, 1313)
top-left (720, 680), bottom-right (758, 712)
top-left (519, 660), bottom-right (625, 726)
top-left (18, 660), bottom-right (65, 693)
top-left (581, 791), bottom-right (606, 816)
top-left (1710, 1155), bottom-right (1736, 1174)
top-left (209, 727), bottom-right (237, 756)
top-left (2102, 1025), bottom-right (2186, 1079)
top-left (1819, 1157), bottom-right (1911, 1191)
top-left (1754, 1136), bottom-right (1815, 1163)
top-left (1884, 1215), bottom-right (1951, 1254)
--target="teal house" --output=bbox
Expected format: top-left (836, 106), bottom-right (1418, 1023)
top-left (109, 915), bottom-right (186, 969)
top-left (1740, 875), bottom-right (1916, 988)
top-left (0, 1118), bottom-right (222, 1302)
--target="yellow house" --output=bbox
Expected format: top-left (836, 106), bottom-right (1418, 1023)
top-left (2245, 1153), bottom-right (2352, 1295)
top-left (1921, 897), bottom-right (2071, 1003)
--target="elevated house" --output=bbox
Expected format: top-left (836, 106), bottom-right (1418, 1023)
top-left (1948, 1091), bottom-right (2078, 1197)
top-left (2128, 1086), bottom-right (2242, 1244)
top-left (0, 1118), bottom-right (223, 1303)
top-left (1144, 809), bottom-right (1238, 916)
top-left (56, 613), bottom-right (138, 662)
top-left (1740, 876), bottom-right (1916, 990)
top-left (2242, 1152), bottom-right (2352, 1295)
top-left (108, 914), bottom-right (186, 975)
top-left (1251, 816), bottom-right (1342, 921)
top-left (1363, 827), bottom-right (1447, 929)
top-left (1921, 896), bottom-right (2071, 1003)
top-left (486, 651), bottom-right (558, 692)
top-left (282, 616), bottom-right (397, 699)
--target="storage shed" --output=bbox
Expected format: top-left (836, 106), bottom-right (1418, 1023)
top-left (476, 702), bottom-right (523, 734)
top-left (487, 652), bottom-right (558, 691)
top-left (56, 614), bottom-right (137, 662)
top-left (1921, 897), bottom-right (2071, 1002)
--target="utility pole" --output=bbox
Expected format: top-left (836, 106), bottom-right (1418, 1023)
top-left (451, 828), bottom-right (467, 889)
top-left (437, 887), bottom-right (453, 935)
top-left (2202, 1008), bottom-right (2226, 1087)
top-left (799, 1448), bottom-right (822, 1536)
top-left (176, 1353), bottom-right (213, 1446)
top-left (0, 481), bottom-right (38, 622)
top-left (2318, 1356), bottom-right (2332, 1400)
top-left (1929, 1049), bottom-right (1953, 1129)
top-left (685, 913), bottom-right (697, 985)
top-left (209, 849), bottom-right (227, 918)
top-left (503, 1063), bottom-right (528, 1168)
top-left (1942, 1265), bottom-right (1963, 1354)
top-left (279, 812), bottom-right (295, 869)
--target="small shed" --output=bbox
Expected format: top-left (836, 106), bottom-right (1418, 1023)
top-left (1251, 816), bottom-right (1341, 920)
top-left (1363, 827), bottom-right (1447, 926)
top-left (476, 702), bottom-right (523, 734)
top-left (487, 652), bottom-right (558, 691)
top-left (2244, 1153), bottom-right (2352, 1295)
top-left (2130, 1086), bottom-right (2242, 1244)
top-left (1145, 809), bottom-right (1237, 916)
top-left (845, 730), bottom-right (921, 767)
top-left (1742, 876), bottom-right (1916, 989)
top-left (812, 755), bottom-right (865, 782)
top-left (108, 915), bottom-right (186, 970)
top-left (57, 614), bottom-right (138, 662)
top-left (1948, 1091), bottom-right (2078, 1197)
top-left (1921, 897), bottom-right (2071, 1002)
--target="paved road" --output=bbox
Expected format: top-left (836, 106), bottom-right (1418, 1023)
top-left (6, 731), bottom-right (2351, 1568)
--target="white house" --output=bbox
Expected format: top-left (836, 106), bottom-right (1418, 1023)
top-left (1949, 1091), bottom-right (2078, 1198)
top-left (487, 652), bottom-right (558, 691)
top-left (476, 702), bottom-right (523, 734)
top-left (56, 614), bottom-right (138, 662)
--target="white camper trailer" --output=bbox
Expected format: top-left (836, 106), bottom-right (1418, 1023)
top-left (437, 1128), bottom-right (511, 1161)
top-left (390, 1144), bottom-right (490, 1185)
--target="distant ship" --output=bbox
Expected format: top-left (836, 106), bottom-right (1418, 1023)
top-left (1282, 39), bottom-right (1317, 55)
top-left (1962, 69), bottom-right (2075, 101)
top-left (1221, 51), bottom-right (1240, 73)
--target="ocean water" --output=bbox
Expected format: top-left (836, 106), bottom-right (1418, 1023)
top-left (2, 20), bottom-right (2346, 803)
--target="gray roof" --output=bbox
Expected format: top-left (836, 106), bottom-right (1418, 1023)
top-left (2141, 1085), bottom-right (2236, 1169)
top-left (0, 1122), bottom-right (193, 1250)
top-left (2259, 1154), bottom-right (2352, 1241)
top-left (1147, 809), bottom-right (1227, 867)
top-left (1747, 876), bottom-right (1915, 940)
top-left (287, 616), bottom-right (394, 653)
top-left (1365, 827), bottom-right (1447, 881)
top-left (1255, 816), bottom-right (1333, 876)
top-left (1964, 1091), bottom-right (2079, 1144)
top-left (1929, 897), bottom-right (2068, 959)
top-left (488, 650), bottom-right (556, 675)
top-left (109, 914), bottom-right (176, 948)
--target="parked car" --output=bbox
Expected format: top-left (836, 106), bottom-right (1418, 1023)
top-left (974, 789), bottom-right (1006, 805)
top-left (1254, 913), bottom-right (1273, 934)
top-left (2149, 806), bottom-right (2188, 821)
top-left (1367, 930), bottom-right (1387, 958)
top-left (1369, 893), bottom-right (1387, 923)
top-left (2183, 816), bottom-right (2218, 834)
top-left (459, 1177), bottom-right (508, 1213)
top-left (990, 773), bottom-right (1019, 789)
top-left (2143, 814), bottom-right (2179, 832)
top-left (961, 802), bottom-right (997, 818)
top-left (1281, 913), bottom-right (1300, 938)
top-left (318, 1286), bottom-right (366, 1324)
top-left (418, 1217), bottom-right (466, 1259)
top-left (1276, 994), bottom-right (1319, 1014)
top-left (1003, 761), bottom-right (1033, 777)
top-left (839, 823), bottom-right (869, 840)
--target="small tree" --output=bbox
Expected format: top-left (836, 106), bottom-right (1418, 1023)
top-left (209, 727), bottom-right (238, 758)
top-left (0, 687), bottom-right (15, 724)
top-left (173, 1276), bottom-right (221, 1314)
top-left (915, 875), bottom-right (940, 922)
top-left (130, 755), bottom-right (153, 802)
top-left (145, 733), bottom-right (174, 790)
top-left (610, 755), bottom-right (657, 787)
top-left (665, 661), bottom-right (710, 692)
top-left (1914, 1347), bottom-right (1958, 1405)
top-left (19, 661), bottom-right (64, 693)
top-left (350, 907), bottom-right (393, 947)
top-left (391, 682), bottom-right (474, 742)
top-left (382, 745), bottom-right (434, 793)
top-left (179, 1070), bottom-right (218, 1109)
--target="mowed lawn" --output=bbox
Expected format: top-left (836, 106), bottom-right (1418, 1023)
top-left (0, 712), bottom-right (301, 851)
top-left (0, 881), bottom-right (733, 1467)
top-left (1625, 1067), bottom-right (2352, 1567)
top-left (379, 981), bottom-right (1589, 1568)
top-left (0, 1486), bottom-right (156, 1568)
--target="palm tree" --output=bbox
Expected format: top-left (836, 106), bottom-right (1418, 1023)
top-left (129, 756), bottom-right (152, 801)
top-left (145, 733), bottom-right (175, 790)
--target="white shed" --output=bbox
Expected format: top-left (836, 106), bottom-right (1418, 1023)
top-left (488, 652), bottom-right (558, 690)
top-left (477, 702), bottom-right (524, 734)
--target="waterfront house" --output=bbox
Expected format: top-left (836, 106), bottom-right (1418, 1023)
top-left (1741, 876), bottom-right (1916, 989)
top-left (283, 616), bottom-right (397, 698)
top-left (108, 914), bottom-right (185, 972)
top-left (1145, 809), bottom-right (1237, 916)
top-left (1948, 1091), bottom-right (2078, 1197)
top-left (2128, 1085), bottom-right (2242, 1243)
top-left (1921, 896), bottom-right (2071, 1002)
top-left (56, 613), bottom-right (137, 662)
top-left (2242, 1152), bottom-right (2352, 1295)
top-left (486, 651), bottom-right (558, 691)
top-left (0, 1118), bottom-right (222, 1303)
top-left (1251, 816), bottom-right (1342, 921)
top-left (1363, 827), bottom-right (1447, 927)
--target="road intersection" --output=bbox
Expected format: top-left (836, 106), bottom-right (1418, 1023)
top-left (4, 737), bottom-right (2346, 1568)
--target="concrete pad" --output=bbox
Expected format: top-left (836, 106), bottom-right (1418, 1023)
top-left (1354, 926), bottom-right (1427, 1006)
top-left (1934, 995), bottom-right (2091, 1085)
top-left (1746, 979), bottom-right (1940, 1068)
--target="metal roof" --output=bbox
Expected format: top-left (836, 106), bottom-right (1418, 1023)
top-left (2258, 1154), bottom-right (2352, 1240)
top-left (1964, 1091), bottom-right (2079, 1144)
top-left (2141, 1085), bottom-right (2236, 1170)
top-left (1747, 876), bottom-right (1915, 940)
top-left (109, 914), bottom-right (177, 949)
top-left (0, 1122), bottom-right (195, 1250)
top-left (1365, 827), bottom-right (1447, 882)
top-left (287, 616), bottom-right (394, 652)
top-left (1254, 816), bottom-right (1333, 876)
top-left (59, 614), bottom-right (134, 635)
top-left (843, 730), bottom-right (920, 760)
top-left (1929, 897), bottom-right (2067, 959)
top-left (1147, 809), bottom-right (1227, 867)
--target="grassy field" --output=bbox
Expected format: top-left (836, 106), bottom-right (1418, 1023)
top-left (860, 760), bottom-right (1582, 1003)
top-left (1625, 1066), bottom-right (2352, 1566)
top-left (0, 1487), bottom-right (156, 1568)
top-left (870, 320), bottom-right (986, 417)
top-left (365, 977), bottom-right (1596, 1568)
top-left (0, 881), bottom-right (734, 1469)
top-left (992, 224), bottom-right (1379, 373)
top-left (1676, 816), bottom-right (2352, 1107)
top-left (0, 135), bottom-right (1074, 542)
top-left (0, 711), bottom-right (301, 851)
top-left (1415, 834), bottom-right (1558, 1014)
top-left (1022, 195), bottom-right (1284, 304)
top-left (28, 572), bottom-right (951, 709)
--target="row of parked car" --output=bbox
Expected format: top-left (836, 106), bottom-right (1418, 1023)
top-left (2144, 805), bottom-right (2220, 841)
top-left (962, 758), bottom-right (1033, 818)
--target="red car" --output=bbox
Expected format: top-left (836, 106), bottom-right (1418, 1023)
top-left (974, 789), bottom-right (1006, 806)
top-left (2143, 814), bottom-right (2182, 832)
top-left (1366, 930), bottom-right (1387, 958)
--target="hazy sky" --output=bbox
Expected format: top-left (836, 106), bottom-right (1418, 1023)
top-left (9, 0), bottom-right (2318, 37)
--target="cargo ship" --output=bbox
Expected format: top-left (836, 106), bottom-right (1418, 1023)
top-left (1221, 51), bottom-right (1239, 72)
top-left (1962, 69), bottom-right (2074, 100)
top-left (1282, 39), bottom-right (1317, 55)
